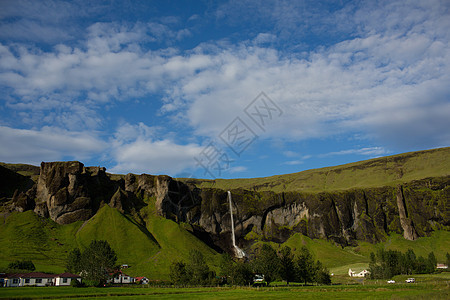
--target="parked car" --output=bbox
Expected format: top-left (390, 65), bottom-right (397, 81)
top-left (252, 274), bottom-right (266, 287)
top-left (387, 280), bottom-right (395, 284)
top-left (405, 278), bottom-right (415, 283)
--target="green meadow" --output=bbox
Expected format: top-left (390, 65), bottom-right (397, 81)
top-left (0, 275), bottom-right (448, 299)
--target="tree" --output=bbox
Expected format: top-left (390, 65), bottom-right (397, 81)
top-left (8, 260), bottom-right (35, 271)
top-left (383, 250), bottom-right (401, 278)
top-left (427, 252), bottom-right (437, 273)
top-left (278, 246), bottom-right (295, 285)
top-left (252, 244), bottom-right (280, 286)
top-left (66, 248), bottom-right (81, 274)
top-left (415, 256), bottom-right (427, 273)
top-left (446, 252), bottom-right (450, 267)
top-left (295, 246), bottom-right (315, 284)
top-left (79, 240), bottom-right (117, 285)
top-left (186, 249), bottom-right (213, 285)
top-left (170, 261), bottom-right (189, 286)
top-left (314, 260), bottom-right (331, 285)
top-left (230, 261), bottom-right (253, 286)
top-left (402, 249), bottom-right (416, 275)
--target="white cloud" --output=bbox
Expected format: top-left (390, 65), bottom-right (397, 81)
top-left (283, 160), bottom-right (303, 166)
top-left (158, 1), bottom-right (450, 150)
top-left (283, 151), bottom-right (298, 158)
top-left (0, 126), bottom-right (106, 165)
top-left (321, 147), bottom-right (389, 158)
top-left (110, 123), bottom-right (203, 175)
top-left (229, 166), bottom-right (247, 173)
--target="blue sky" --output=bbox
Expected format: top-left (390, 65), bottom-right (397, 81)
top-left (0, 0), bottom-right (449, 179)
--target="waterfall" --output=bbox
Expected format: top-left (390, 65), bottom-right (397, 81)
top-left (227, 191), bottom-right (245, 258)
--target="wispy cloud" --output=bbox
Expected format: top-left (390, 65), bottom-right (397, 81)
top-left (320, 147), bottom-right (389, 158)
top-left (229, 166), bottom-right (247, 173)
top-left (0, 126), bottom-right (106, 165)
top-left (283, 160), bottom-right (304, 166)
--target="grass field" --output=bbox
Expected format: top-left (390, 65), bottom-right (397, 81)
top-left (0, 275), bottom-right (448, 299)
top-left (188, 147), bottom-right (450, 193)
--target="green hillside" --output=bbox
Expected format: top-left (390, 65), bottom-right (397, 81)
top-left (75, 205), bottom-right (161, 271)
top-left (0, 205), bottom-right (221, 279)
top-left (0, 211), bottom-right (81, 273)
top-left (189, 147), bottom-right (450, 192)
top-left (0, 206), bottom-right (448, 279)
top-left (253, 230), bottom-right (450, 276)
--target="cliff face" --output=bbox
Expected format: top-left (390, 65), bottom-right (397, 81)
top-left (162, 178), bottom-right (448, 252)
top-left (2, 161), bottom-right (449, 254)
top-left (5, 162), bottom-right (183, 224)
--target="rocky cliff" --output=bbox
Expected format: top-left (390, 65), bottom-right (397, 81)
top-left (1, 158), bottom-right (449, 255)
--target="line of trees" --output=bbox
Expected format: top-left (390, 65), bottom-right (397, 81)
top-left (250, 244), bottom-right (331, 286)
top-left (7, 260), bottom-right (36, 271)
top-left (369, 248), bottom-right (440, 279)
top-left (170, 244), bottom-right (331, 286)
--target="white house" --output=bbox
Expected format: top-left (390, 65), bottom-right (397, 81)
top-left (436, 264), bottom-right (448, 269)
top-left (3, 272), bottom-right (55, 287)
top-left (54, 272), bottom-right (82, 286)
top-left (1, 272), bottom-right (80, 287)
top-left (348, 268), bottom-right (370, 277)
top-left (109, 271), bottom-right (135, 284)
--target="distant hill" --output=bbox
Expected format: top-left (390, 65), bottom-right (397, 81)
top-left (187, 147), bottom-right (450, 192)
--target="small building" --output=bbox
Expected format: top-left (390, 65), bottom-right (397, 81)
top-left (436, 264), bottom-right (448, 269)
top-left (135, 276), bottom-right (149, 284)
top-left (21, 272), bottom-right (55, 286)
top-left (4, 272), bottom-right (56, 287)
top-left (54, 273), bottom-right (82, 286)
top-left (109, 271), bottom-right (135, 284)
top-left (348, 268), bottom-right (370, 277)
top-left (1, 272), bottom-right (81, 287)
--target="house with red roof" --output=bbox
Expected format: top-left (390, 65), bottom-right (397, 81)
top-left (108, 270), bottom-right (135, 284)
top-left (135, 276), bottom-right (149, 284)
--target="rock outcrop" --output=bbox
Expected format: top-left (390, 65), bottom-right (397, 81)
top-left (2, 161), bottom-right (449, 254)
top-left (34, 162), bottom-right (117, 224)
top-left (396, 185), bottom-right (419, 240)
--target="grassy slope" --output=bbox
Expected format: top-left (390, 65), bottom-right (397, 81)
top-left (190, 147), bottom-right (450, 193)
top-left (0, 162), bottom-right (40, 182)
top-left (0, 211), bottom-right (82, 273)
top-left (0, 205), bottom-right (220, 279)
top-left (137, 198), bottom-right (220, 279)
top-left (278, 231), bottom-right (450, 275)
top-left (75, 205), bottom-right (161, 272)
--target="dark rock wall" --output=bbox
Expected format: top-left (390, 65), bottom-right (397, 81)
top-left (3, 161), bottom-right (449, 252)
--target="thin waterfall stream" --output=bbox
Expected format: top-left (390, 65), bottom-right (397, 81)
top-left (227, 191), bottom-right (245, 258)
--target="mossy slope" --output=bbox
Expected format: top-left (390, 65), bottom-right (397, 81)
top-left (191, 147), bottom-right (450, 192)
